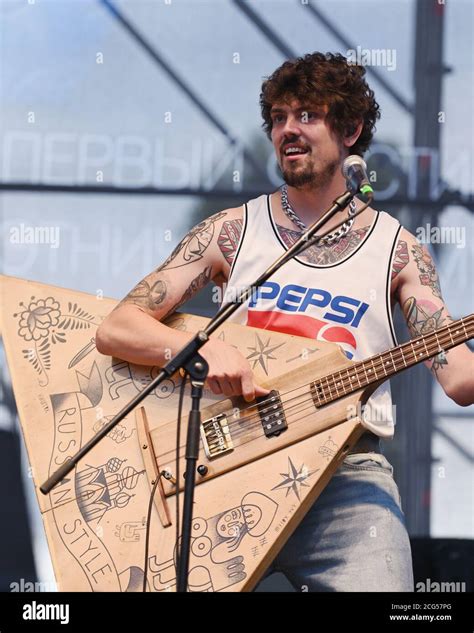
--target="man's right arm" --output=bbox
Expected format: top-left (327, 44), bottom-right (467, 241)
top-left (95, 208), bottom-right (269, 401)
top-left (95, 210), bottom-right (229, 365)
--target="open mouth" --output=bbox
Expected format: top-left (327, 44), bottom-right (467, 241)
top-left (283, 146), bottom-right (309, 161)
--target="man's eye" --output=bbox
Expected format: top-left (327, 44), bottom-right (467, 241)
top-left (301, 112), bottom-right (316, 122)
top-left (273, 114), bottom-right (284, 123)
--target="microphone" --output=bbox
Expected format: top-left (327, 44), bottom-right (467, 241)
top-left (342, 155), bottom-right (374, 196)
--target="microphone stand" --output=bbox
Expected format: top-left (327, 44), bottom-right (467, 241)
top-left (41, 187), bottom-right (369, 592)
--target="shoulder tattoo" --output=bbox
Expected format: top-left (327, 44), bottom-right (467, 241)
top-left (411, 244), bottom-right (442, 299)
top-left (159, 212), bottom-right (227, 270)
top-left (217, 219), bottom-right (243, 266)
top-left (391, 240), bottom-right (409, 280)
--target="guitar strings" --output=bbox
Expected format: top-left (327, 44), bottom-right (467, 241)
top-left (154, 322), bottom-right (472, 464)
top-left (157, 323), bottom-right (472, 460)
top-left (237, 319), bottom-right (473, 417)
top-left (211, 317), bottom-right (472, 430)
top-left (223, 323), bottom-right (472, 437)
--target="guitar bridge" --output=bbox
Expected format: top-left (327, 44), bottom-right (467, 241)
top-left (201, 413), bottom-right (234, 458)
top-left (257, 390), bottom-right (287, 437)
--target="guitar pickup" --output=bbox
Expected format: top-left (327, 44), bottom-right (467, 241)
top-left (256, 390), bottom-right (287, 438)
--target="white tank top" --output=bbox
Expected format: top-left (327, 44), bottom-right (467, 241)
top-left (221, 193), bottom-right (402, 439)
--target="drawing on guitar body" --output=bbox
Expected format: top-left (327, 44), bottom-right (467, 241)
top-left (1, 275), bottom-right (472, 591)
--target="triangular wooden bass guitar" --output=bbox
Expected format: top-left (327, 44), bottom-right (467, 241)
top-left (0, 274), bottom-right (472, 592)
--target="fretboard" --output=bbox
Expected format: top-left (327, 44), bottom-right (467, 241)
top-left (311, 314), bottom-right (474, 407)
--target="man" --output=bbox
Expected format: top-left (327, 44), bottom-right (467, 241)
top-left (96, 52), bottom-right (473, 591)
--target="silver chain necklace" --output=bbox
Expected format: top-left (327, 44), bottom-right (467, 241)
top-left (280, 184), bottom-right (357, 245)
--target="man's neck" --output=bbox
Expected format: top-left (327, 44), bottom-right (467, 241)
top-left (283, 173), bottom-right (349, 226)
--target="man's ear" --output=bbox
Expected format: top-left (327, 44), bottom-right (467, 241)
top-left (343, 121), bottom-right (363, 148)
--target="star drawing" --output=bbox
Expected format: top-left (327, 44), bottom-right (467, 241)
top-left (271, 457), bottom-right (319, 501)
top-left (246, 333), bottom-right (285, 375)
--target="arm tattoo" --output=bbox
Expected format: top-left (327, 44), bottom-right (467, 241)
top-left (118, 278), bottom-right (167, 311)
top-left (165, 266), bottom-right (212, 316)
top-left (159, 212), bottom-right (226, 270)
top-left (411, 244), bottom-right (442, 299)
top-left (217, 219), bottom-right (243, 265)
top-left (391, 240), bottom-right (409, 280)
top-left (403, 296), bottom-right (452, 374)
top-left (277, 224), bottom-right (370, 265)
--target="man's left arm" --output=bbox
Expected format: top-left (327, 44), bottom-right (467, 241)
top-left (395, 229), bottom-right (474, 406)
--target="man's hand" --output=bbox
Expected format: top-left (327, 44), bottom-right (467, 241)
top-left (199, 338), bottom-right (270, 402)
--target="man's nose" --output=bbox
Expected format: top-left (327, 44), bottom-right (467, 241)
top-left (282, 114), bottom-right (303, 137)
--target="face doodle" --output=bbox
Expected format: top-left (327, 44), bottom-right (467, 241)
top-left (216, 508), bottom-right (245, 541)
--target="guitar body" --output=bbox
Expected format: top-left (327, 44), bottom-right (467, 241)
top-left (0, 275), bottom-right (371, 592)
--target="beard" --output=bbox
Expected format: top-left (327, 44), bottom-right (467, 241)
top-left (280, 153), bottom-right (340, 190)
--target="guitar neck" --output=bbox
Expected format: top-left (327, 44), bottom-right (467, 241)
top-left (311, 314), bottom-right (474, 407)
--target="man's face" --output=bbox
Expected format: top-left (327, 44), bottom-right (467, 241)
top-left (270, 99), bottom-right (344, 189)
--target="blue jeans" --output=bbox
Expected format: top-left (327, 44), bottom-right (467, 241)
top-left (257, 452), bottom-right (414, 592)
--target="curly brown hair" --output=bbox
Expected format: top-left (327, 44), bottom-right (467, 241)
top-left (260, 52), bottom-right (380, 156)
